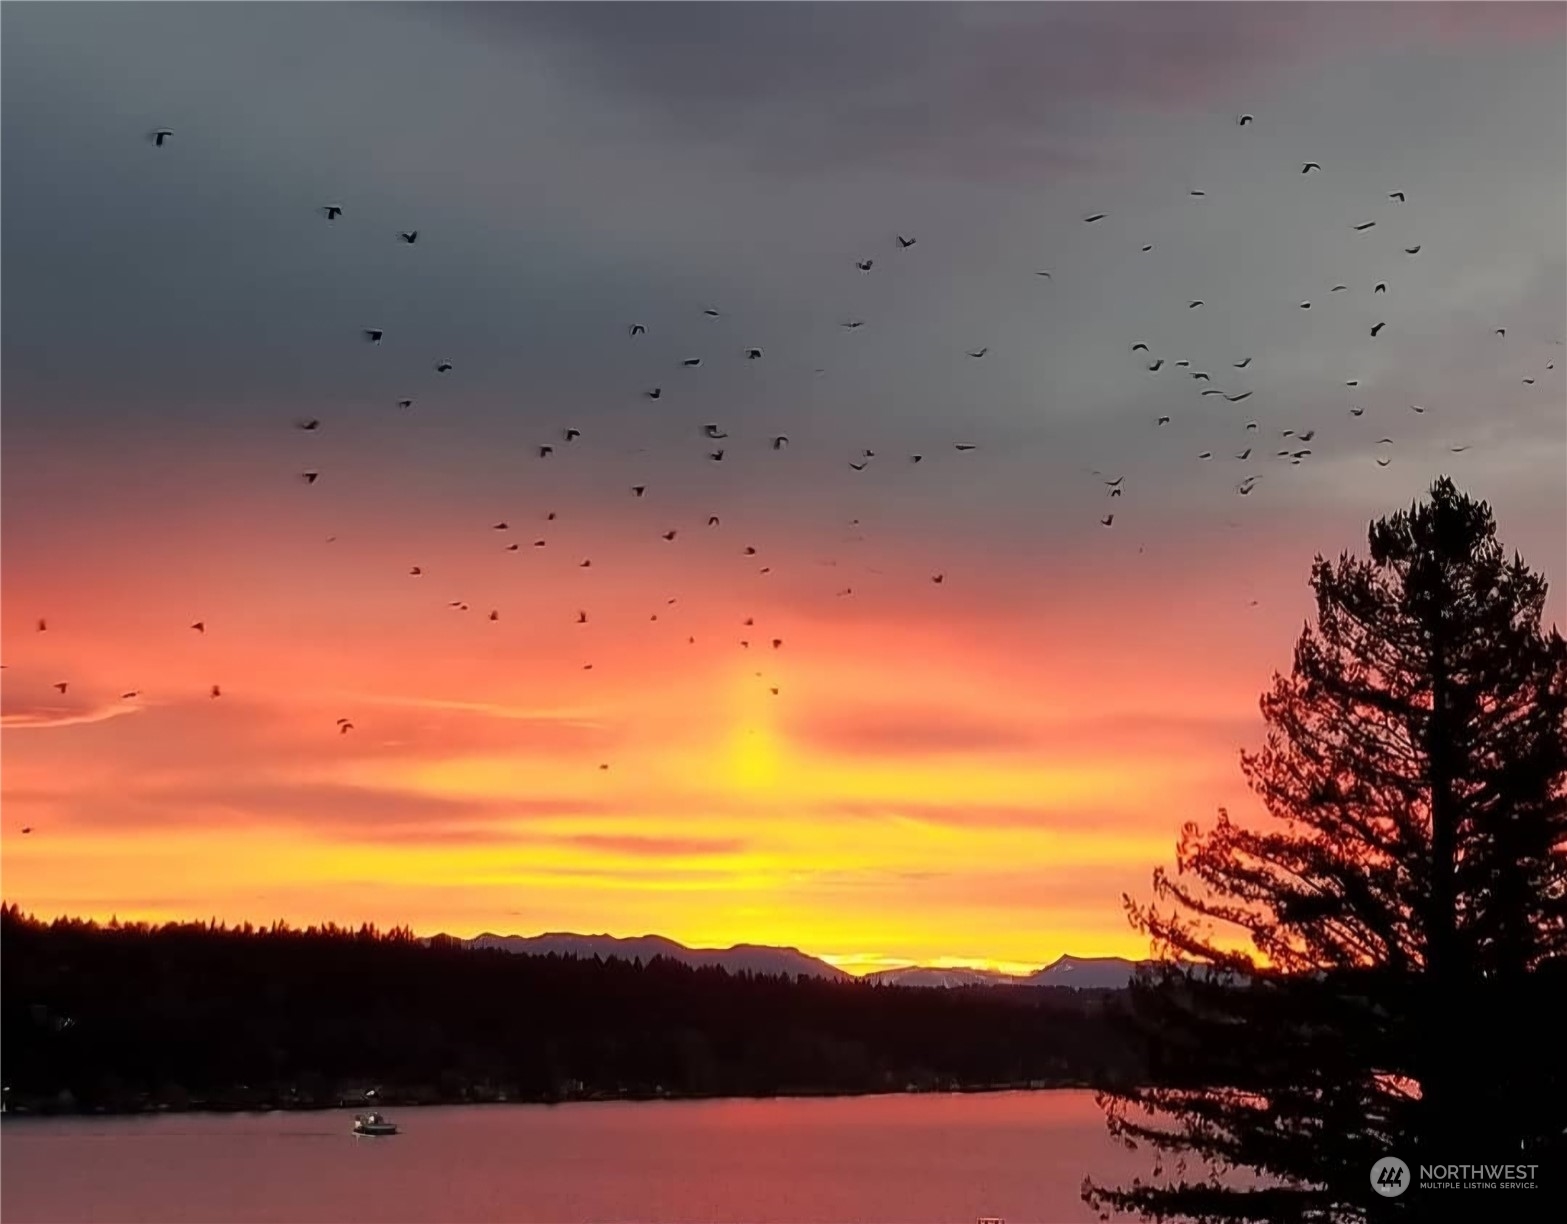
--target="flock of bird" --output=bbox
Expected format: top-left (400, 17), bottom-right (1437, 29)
top-left (8, 110), bottom-right (1562, 801)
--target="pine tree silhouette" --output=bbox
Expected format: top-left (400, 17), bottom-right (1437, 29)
top-left (1084, 477), bottom-right (1567, 1222)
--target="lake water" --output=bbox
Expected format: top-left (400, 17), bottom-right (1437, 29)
top-left (1, 1089), bottom-right (1156, 1223)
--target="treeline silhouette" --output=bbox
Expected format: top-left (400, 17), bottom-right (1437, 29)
top-left (1, 906), bottom-right (1142, 1114)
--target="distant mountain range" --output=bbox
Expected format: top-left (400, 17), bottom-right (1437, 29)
top-left (455, 932), bottom-right (1149, 989)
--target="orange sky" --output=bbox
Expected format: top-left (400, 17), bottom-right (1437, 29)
top-left (2, 1), bottom-right (1563, 974)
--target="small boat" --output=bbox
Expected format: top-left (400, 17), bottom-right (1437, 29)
top-left (352, 1112), bottom-right (398, 1136)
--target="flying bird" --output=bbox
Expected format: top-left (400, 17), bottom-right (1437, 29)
top-left (1450, 445), bottom-right (1471, 453)
top-left (629, 323), bottom-right (646, 336)
top-left (1299, 302), bottom-right (1312, 309)
top-left (492, 522), bottom-right (509, 531)
top-left (435, 361), bottom-right (453, 373)
top-left (1199, 451), bottom-right (1212, 460)
top-left (1374, 283), bottom-right (1386, 294)
top-left (1036, 270), bottom-right (1052, 279)
top-left (631, 486), bottom-right (645, 498)
top-left (772, 436), bottom-right (789, 449)
top-left (708, 516), bottom-right (720, 526)
top-left (409, 566), bottom-right (422, 576)
top-left (54, 682), bottom-right (68, 694)
top-left (954, 444), bottom-right (977, 451)
top-left (363, 329), bottom-right (383, 343)
top-left (1409, 404), bottom-right (1427, 414)
top-left (662, 530), bottom-right (678, 541)
top-left (538, 446), bottom-right (553, 458)
top-left (1349, 406), bottom-right (1365, 416)
top-left (1377, 457), bottom-right (1391, 467)
top-left (1353, 222), bottom-right (1376, 231)
top-left (931, 573), bottom-right (945, 584)
top-left (399, 231), bottom-right (418, 244)
top-left (1148, 359), bottom-right (1164, 372)
top-left (190, 621), bottom-right (205, 633)
top-left (294, 418), bottom-right (321, 431)
top-left (644, 388), bottom-right (662, 399)
top-left (1084, 214), bottom-right (1106, 223)
top-left (1188, 300), bottom-right (1204, 309)
top-left (746, 348), bottom-right (763, 360)
top-left (702, 309), bottom-right (721, 317)
top-left (1332, 285), bottom-right (1347, 292)
top-left (703, 424), bottom-right (728, 439)
top-left (1237, 114), bottom-right (1254, 125)
top-left (1404, 246), bottom-right (1422, 255)
top-left (1131, 343), bottom-right (1149, 352)
top-left (397, 399), bottom-right (413, 410)
top-left (152, 128), bottom-right (173, 146)
top-left (967, 347), bottom-right (989, 358)
top-left (563, 428), bottom-right (581, 442)
top-left (1201, 389), bottom-right (1225, 397)
top-left (849, 461), bottom-right (868, 471)
top-left (323, 205), bottom-right (343, 220)
top-left (681, 358), bottom-right (701, 367)
top-left (1390, 192), bottom-right (1405, 202)
top-left (37, 618), bottom-right (47, 632)
top-left (1157, 416), bottom-right (1171, 425)
top-left (337, 719), bottom-right (354, 734)
top-left (1301, 162), bottom-right (1321, 173)
top-left (841, 319), bottom-right (865, 329)
top-left (1496, 329), bottom-right (1507, 338)
top-left (301, 471), bottom-right (319, 484)
top-left (1234, 357), bottom-right (1252, 368)
top-left (709, 450), bottom-right (725, 462)
top-left (1225, 391), bottom-right (1253, 402)
top-left (1101, 514), bottom-right (1114, 527)
top-left (897, 235), bottom-right (917, 248)
top-left (577, 611), bottom-right (588, 624)
top-left (856, 259), bottom-right (873, 272)
top-left (1371, 322), bottom-right (1386, 337)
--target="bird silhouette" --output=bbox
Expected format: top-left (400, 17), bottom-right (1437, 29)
top-left (1157, 416), bottom-right (1171, 425)
top-left (1390, 192), bottom-right (1405, 202)
top-left (1377, 458), bottom-right (1391, 467)
top-left (1404, 246), bottom-right (1422, 255)
top-left (1188, 300), bottom-right (1204, 309)
top-left (337, 719), bottom-right (353, 734)
top-left (1350, 406), bottom-right (1366, 416)
top-left (931, 573), bottom-right (945, 584)
top-left (577, 611), bottom-right (588, 624)
top-left (746, 348), bottom-right (763, 360)
top-left (629, 323), bottom-right (646, 336)
top-left (682, 358), bottom-right (701, 367)
top-left (399, 231), bottom-right (419, 244)
top-left (538, 446), bottom-right (553, 458)
top-left (54, 682), bottom-right (68, 694)
top-left (1353, 222), bottom-right (1376, 231)
top-left (37, 618), bottom-right (47, 632)
top-left (631, 486), bottom-right (646, 498)
top-left (1225, 392), bottom-right (1253, 403)
top-left (897, 235), bottom-right (917, 248)
top-left (363, 329), bottom-right (384, 343)
top-left (1101, 514), bottom-right (1114, 527)
top-left (294, 418), bottom-right (321, 431)
top-left (1148, 359), bottom-right (1164, 372)
top-left (1374, 283), bottom-right (1387, 294)
top-left (1131, 343), bottom-right (1149, 352)
top-left (1084, 214), bottom-right (1106, 223)
top-left (856, 259), bottom-right (873, 272)
top-left (1410, 404), bottom-right (1427, 414)
top-left (662, 530), bottom-right (677, 541)
top-left (842, 319), bottom-right (865, 329)
top-left (1234, 357), bottom-right (1252, 368)
top-left (702, 309), bottom-right (720, 317)
top-left (492, 522), bottom-right (509, 530)
top-left (708, 516), bottom-right (720, 527)
top-left (1371, 322), bottom-right (1386, 337)
top-left (849, 461), bottom-right (868, 471)
top-left (301, 471), bottom-right (320, 484)
top-left (397, 399), bottom-right (413, 410)
top-left (772, 436), bottom-right (789, 449)
top-left (563, 428), bottom-right (581, 442)
top-left (967, 347), bottom-right (989, 358)
top-left (152, 128), bottom-right (173, 147)
top-left (644, 388), bottom-right (662, 399)
top-left (1301, 162), bottom-right (1321, 173)
top-left (955, 444), bottom-right (977, 451)
top-left (709, 450), bottom-right (725, 462)
top-left (190, 621), bottom-right (205, 633)
top-left (409, 566), bottom-right (422, 576)
top-left (1237, 114), bottom-right (1254, 126)
top-left (323, 205), bottom-right (343, 220)
top-left (703, 424), bottom-right (728, 439)
top-left (435, 361), bottom-right (453, 373)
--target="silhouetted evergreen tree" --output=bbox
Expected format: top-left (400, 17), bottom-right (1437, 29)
top-left (1085, 478), bottom-right (1567, 1223)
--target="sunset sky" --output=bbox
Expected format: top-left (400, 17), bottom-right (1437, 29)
top-left (3, 2), bottom-right (1564, 975)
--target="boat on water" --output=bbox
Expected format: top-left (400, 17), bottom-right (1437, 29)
top-left (352, 1112), bottom-right (399, 1136)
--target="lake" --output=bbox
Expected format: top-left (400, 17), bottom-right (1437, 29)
top-left (1, 1089), bottom-right (1155, 1223)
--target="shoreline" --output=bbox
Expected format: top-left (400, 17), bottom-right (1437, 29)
top-left (0, 1080), bottom-right (1110, 1121)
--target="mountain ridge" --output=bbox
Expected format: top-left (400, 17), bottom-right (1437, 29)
top-left (450, 932), bottom-right (1151, 988)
